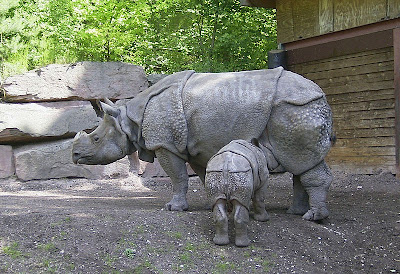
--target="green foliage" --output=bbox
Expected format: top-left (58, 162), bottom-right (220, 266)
top-left (0, 0), bottom-right (276, 80)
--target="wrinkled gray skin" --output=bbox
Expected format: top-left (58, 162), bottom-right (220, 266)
top-left (72, 68), bottom-right (334, 221)
top-left (205, 140), bottom-right (270, 247)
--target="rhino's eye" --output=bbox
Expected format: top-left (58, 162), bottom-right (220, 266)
top-left (93, 135), bottom-right (100, 142)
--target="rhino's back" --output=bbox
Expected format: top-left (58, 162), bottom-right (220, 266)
top-left (182, 69), bottom-right (283, 165)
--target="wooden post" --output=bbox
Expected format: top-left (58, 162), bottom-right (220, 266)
top-left (394, 27), bottom-right (400, 177)
top-left (268, 50), bottom-right (287, 69)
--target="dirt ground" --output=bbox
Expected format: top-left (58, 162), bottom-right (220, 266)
top-left (0, 171), bottom-right (399, 273)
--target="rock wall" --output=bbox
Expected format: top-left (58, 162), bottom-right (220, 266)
top-left (0, 61), bottom-right (179, 181)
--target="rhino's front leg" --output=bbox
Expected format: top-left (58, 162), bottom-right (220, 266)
top-left (155, 148), bottom-right (189, 211)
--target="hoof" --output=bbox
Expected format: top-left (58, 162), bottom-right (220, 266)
top-left (302, 207), bottom-right (329, 221)
top-left (235, 235), bottom-right (250, 247)
top-left (165, 199), bottom-right (189, 211)
top-left (213, 235), bottom-right (229, 246)
top-left (287, 206), bottom-right (309, 216)
top-left (252, 212), bottom-right (270, 222)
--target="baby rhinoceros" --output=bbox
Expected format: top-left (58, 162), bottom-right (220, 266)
top-left (205, 139), bottom-right (270, 247)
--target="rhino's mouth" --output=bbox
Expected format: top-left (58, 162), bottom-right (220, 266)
top-left (72, 153), bottom-right (88, 164)
top-left (76, 158), bottom-right (88, 164)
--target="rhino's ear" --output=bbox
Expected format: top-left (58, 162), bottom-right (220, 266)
top-left (103, 98), bottom-right (115, 106)
top-left (90, 100), bottom-right (104, 118)
top-left (100, 101), bottom-right (120, 118)
top-left (251, 138), bottom-right (260, 148)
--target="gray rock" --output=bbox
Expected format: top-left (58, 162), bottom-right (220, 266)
top-left (0, 145), bottom-right (14, 178)
top-left (0, 101), bottom-right (100, 144)
top-left (147, 74), bottom-right (168, 86)
top-left (14, 139), bottom-right (131, 181)
top-left (2, 62), bottom-right (148, 102)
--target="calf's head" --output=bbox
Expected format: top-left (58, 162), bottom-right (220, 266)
top-left (72, 101), bottom-right (134, 165)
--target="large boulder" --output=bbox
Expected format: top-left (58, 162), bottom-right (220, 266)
top-left (0, 101), bottom-right (100, 144)
top-left (14, 139), bottom-right (131, 181)
top-left (2, 62), bottom-right (148, 102)
top-left (0, 145), bottom-right (14, 178)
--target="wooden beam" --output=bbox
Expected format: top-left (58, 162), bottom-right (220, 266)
top-left (284, 18), bottom-right (400, 65)
top-left (285, 17), bottom-right (400, 51)
top-left (394, 27), bottom-right (400, 176)
top-left (286, 30), bottom-right (393, 65)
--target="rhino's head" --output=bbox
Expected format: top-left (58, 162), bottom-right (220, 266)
top-left (72, 100), bottom-right (135, 165)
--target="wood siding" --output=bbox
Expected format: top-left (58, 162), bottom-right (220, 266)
top-left (277, 0), bottom-right (400, 43)
top-left (289, 47), bottom-right (395, 174)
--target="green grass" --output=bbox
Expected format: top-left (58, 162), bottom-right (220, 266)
top-left (3, 242), bottom-right (23, 259)
top-left (165, 231), bottom-right (183, 240)
top-left (124, 248), bottom-right (136, 258)
top-left (133, 260), bottom-right (158, 274)
top-left (38, 242), bottom-right (57, 252)
top-left (262, 259), bottom-right (274, 272)
top-left (214, 261), bottom-right (237, 273)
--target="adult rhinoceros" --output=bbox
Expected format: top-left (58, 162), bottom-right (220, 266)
top-left (72, 67), bottom-right (334, 221)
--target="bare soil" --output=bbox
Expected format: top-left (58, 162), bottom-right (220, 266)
top-left (0, 171), bottom-right (399, 273)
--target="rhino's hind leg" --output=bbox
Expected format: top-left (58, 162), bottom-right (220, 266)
top-left (213, 199), bottom-right (229, 245)
top-left (252, 184), bottom-right (269, 222)
top-left (300, 161), bottom-right (332, 221)
top-left (287, 175), bottom-right (310, 215)
top-left (233, 200), bottom-right (250, 247)
top-left (155, 148), bottom-right (189, 211)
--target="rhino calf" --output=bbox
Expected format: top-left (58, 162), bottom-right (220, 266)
top-left (205, 139), bottom-right (269, 247)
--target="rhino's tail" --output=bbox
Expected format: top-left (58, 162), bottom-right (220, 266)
top-left (330, 132), bottom-right (337, 146)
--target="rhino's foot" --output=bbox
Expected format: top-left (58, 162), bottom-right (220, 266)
top-left (234, 221), bottom-right (250, 247)
top-left (287, 205), bottom-right (309, 216)
top-left (165, 197), bottom-right (189, 211)
top-left (213, 234), bottom-right (229, 246)
top-left (235, 233), bottom-right (250, 247)
top-left (252, 211), bottom-right (270, 222)
top-left (302, 206), bottom-right (329, 221)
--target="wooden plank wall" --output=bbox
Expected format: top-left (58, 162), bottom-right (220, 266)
top-left (277, 0), bottom-right (400, 43)
top-left (289, 47), bottom-right (395, 174)
top-left (334, 0), bottom-right (387, 31)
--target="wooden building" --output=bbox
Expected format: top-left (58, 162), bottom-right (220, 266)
top-left (242, 0), bottom-right (400, 174)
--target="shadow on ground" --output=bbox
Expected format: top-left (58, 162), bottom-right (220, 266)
top-left (0, 172), bottom-right (399, 273)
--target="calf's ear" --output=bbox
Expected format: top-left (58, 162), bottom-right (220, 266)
top-left (251, 138), bottom-right (260, 147)
top-left (100, 101), bottom-right (120, 118)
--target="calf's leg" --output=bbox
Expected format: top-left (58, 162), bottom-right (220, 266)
top-left (213, 199), bottom-right (229, 245)
top-left (233, 200), bottom-right (250, 247)
top-left (252, 184), bottom-right (269, 221)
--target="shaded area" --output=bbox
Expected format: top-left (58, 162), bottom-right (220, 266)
top-left (0, 172), bottom-right (399, 273)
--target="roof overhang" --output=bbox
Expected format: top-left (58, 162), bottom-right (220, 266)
top-left (240, 0), bottom-right (276, 9)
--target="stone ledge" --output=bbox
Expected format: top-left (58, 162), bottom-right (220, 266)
top-left (2, 62), bottom-right (148, 102)
top-left (0, 101), bottom-right (100, 144)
